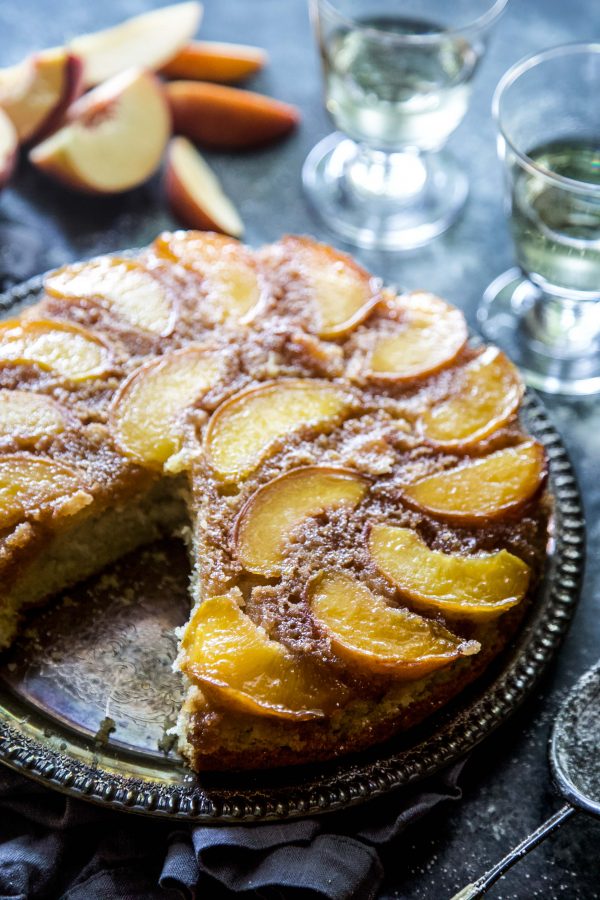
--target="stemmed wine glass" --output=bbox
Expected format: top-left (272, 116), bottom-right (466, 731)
top-left (478, 44), bottom-right (600, 396)
top-left (303, 0), bottom-right (509, 251)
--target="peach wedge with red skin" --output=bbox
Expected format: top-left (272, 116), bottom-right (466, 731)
top-left (69, 1), bottom-right (203, 88)
top-left (0, 49), bottom-right (83, 144)
top-left (0, 110), bottom-right (17, 191)
top-left (0, 389), bottom-right (67, 446)
top-left (30, 68), bottom-right (170, 195)
top-left (365, 292), bottom-right (468, 382)
top-left (165, 137), bottom-right (244, 237)
top-left (0, 453), bottom-right (91, 531)
top-left (419, 347), bottom-right (523, 451)
top-left (45, 257), bottom-right (175, 337)
top-left (309, 571), bottom-right (479, 678)
top-left (166, 80), bottom-right (299, 150)
top-left (205, 379), bottom-right (353, 482)
top-left (179, 590), bottom-right (344, 720)
top-left (161, 41), bottom-right (267, 84)
top-left (153, 230), bottom-right (261, 323)
top-left (0, 318), bottom-right (112, 382)
top-left (402, 441), bottom-right (547, 525)
top-left (277, 236), bottom-right (382, 339)
top-left (369, 525), bottom-right (531, 619)
top-left (234, 466), bottom-right (370, 577)
top-left (110, 346), bottom-right (224, 470)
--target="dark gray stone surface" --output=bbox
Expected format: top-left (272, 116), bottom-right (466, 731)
top-left (0, 0), bottom-right (599, 897)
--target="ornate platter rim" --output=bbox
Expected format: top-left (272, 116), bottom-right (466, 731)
top-left (0, 272), bottom-right (585, 824)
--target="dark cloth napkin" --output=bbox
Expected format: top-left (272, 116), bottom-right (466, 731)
top-left (0, 760), bottom-right (465, 900)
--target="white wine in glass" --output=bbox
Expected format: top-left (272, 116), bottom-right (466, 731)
top-left (510, 139), bottom-right (600, 295)
top-left (323, 17), bottom-right (479, 151)
top-left (303, 0), bottom-right (508, 251)
top-left (479, 44), bottom-right (600, 396)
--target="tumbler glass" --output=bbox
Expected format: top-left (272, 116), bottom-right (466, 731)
top-left (478, 44), bottom-right (600, 395)
top-left (303, 0), bottom-right (509, 250)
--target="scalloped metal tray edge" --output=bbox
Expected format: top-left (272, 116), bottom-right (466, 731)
top-left (0, 272), bottom-right (586, 823)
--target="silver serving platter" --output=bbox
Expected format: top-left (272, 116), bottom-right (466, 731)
top-left (0, 273), bottom-right (585, 824)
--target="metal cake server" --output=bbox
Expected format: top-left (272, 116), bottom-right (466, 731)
top-left (451, 659), bottom-right (600, 899)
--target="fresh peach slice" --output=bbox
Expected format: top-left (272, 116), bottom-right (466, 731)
top-left (0, 109), bottom-right (17, 191)
top-left (0, 48), bottom-right (83, 143)
top-left (234, 466), bottom-right (369, 576)
top-left (0, 453), bottom-right (91, 531)
top-left (153, 230), bottom-right (261, 323)
top-left (45, 257), bottom-right (175, 336)
top-left (369, 525), bottom-right (531, 619)
top-left (419, 348), bottom-right (523, 450)
top-left (309, 571), bottom-right (479, 678)
top-left (166, 80), bottom-right (299, 150)
top-left (0, 389), bottom-right (66, 445)
top-left (29, 68), bottom-right (170, 195)
top-left (277, 236), bottom-right (381, 339)
top-left (366, 292), bottom-right (468, 382)
top-left (179, 590), bottom-right (342, 720)
top-left (0, 319), bottom-right (111, 381)
top-left (161, 41), bottom-right (267, 83)
top-left (205, 379), bottom-right (353, 482)
top-left (165, 137), bottom-right (244, 237)
top-left (110, 346), bottom-right (223, 469)
top-left (402, 441), bottom-right (547, 525)
top-left (69, 1), bottom-right (202, 88)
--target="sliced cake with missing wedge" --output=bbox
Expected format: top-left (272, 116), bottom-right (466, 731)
top-left (0, 230), bottom-right (549, 770)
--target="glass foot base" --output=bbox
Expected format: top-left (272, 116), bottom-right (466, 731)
top-left (301, 133), bottom-right (468, 251)
top-left (478, 268), bottom-right (600, 396)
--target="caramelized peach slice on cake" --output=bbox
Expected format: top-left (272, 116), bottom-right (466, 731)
top-left (0, 453), bottom-right (91, 531)
top-left (234, 466), bottom-right (369, 576)
top-left (205, 379), bottom-right (353, 482)
top-left (278, 236), bottom-right (381, 339)
top-left (110, 346), bottom-right (224, 470)
top-left (369, 525), bottom-right (531, 619)
top-left (0, 389), bottom-right (66, 445)
top-left (365, 292), bottom-right (468, 382)
top-left (308, 571), bottom-right (479, 678)
top-left (419, 348), bottom-right (523, 450)
top-left (45, 257), bottom-right (175, 336)
top-left (179, 590), bottom-right (344, 720)
top-left (153, 230), bottom-right (261, 323)
top-left (0, 319), bottom-right (111, 381)
top-left (402, 441), bottom-right (546, 525)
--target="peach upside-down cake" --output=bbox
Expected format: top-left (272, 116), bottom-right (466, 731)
top-left (0, 231), bottom-right (549, 770)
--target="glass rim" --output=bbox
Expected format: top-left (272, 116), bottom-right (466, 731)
top-left (493, 42), bottom-right (600, 195)
top-left (313, 0), bottom-right (510, 43)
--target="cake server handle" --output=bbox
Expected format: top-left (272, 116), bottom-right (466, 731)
top-left (449, 803), bottom-right (576, 899)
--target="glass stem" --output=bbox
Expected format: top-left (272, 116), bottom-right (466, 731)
top-left (343, 143), bottom-right (429, 204)
top-left (525, 290), bottom-right (600, 359)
